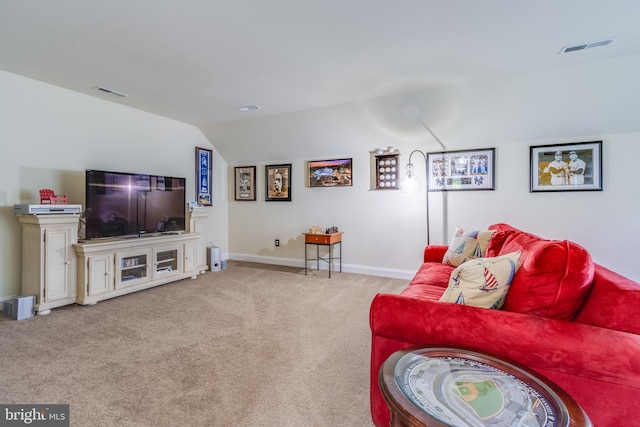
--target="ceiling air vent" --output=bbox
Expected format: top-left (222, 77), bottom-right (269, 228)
top-left (559, 37), bottom-right (616, 54)
top-left (93, 86), bottom-right (128, 98)
top-left (236, 104), bottom-right (261, 112)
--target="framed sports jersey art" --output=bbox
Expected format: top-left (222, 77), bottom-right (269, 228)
top-left (530, 141), bottom-right (602, 192)
top-left (426, 148), bottom-right (495, 191)
top-left (195, 146), bottom-right (213, 205)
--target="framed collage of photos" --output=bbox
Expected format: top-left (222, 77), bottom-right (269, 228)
top-left (427, 148), bottom-right (495, 191)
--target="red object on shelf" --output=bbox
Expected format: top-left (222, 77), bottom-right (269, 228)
top-left (39, 189), bottom-right (67, 205)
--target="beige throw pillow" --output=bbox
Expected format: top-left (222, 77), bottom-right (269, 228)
top-left (439, 251), bottom-right (522, 309)
top-left (442, 229), bottom-right (496, 267)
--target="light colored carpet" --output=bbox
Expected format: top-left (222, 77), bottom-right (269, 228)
top-left (0, 261), bottom-right (407, 426)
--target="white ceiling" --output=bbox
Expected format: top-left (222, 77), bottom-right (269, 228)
top-left (2, 1), bottom-right (640, 135)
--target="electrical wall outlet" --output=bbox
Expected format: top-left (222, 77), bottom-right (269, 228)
top-left (275, 239), bottom-right (280, 247)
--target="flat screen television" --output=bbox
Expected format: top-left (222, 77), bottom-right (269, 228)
top-left (85, 169), bottom-right (186, 239)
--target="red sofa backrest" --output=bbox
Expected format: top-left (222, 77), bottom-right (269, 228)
top-left (487, 223), bottom-right (594, 321)
top-left (574, 264), bottom-right (640, 334)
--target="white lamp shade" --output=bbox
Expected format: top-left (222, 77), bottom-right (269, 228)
top-left (402, 175), bottom-right (422, 193)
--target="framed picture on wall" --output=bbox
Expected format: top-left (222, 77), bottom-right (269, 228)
top-left (530, 141), bottom-right (602, 192)
top-left (265, 164), bottom-right (291, 201)
top-left (234, 166), bottom-right (256, 201)
top-left (307, 158), bottom-right (353, 187)
top-left (427, 148), bottom-right (495, 191)
top-left (196, 147), bottom-right (213, 205)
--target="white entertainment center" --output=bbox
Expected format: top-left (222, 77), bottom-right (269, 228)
top-left (17, 210), bottom-right (208, 315)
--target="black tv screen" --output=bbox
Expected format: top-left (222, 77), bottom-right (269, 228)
top-left (85, 169), bottom-right (186, 239)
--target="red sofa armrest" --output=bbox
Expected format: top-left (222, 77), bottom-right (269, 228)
top-left (369, 293), bottom-right (640, 427)
top-left (423, 245), bottom-right (448, 263)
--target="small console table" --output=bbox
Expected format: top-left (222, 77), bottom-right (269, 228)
top-left (303, 232), bottom-right (343, 278)
top-left (379, 346), bottom-right (592, 427)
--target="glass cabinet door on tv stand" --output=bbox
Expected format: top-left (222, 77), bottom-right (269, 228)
top-left (116, 250), bottom-right (152, 288)
top-left (153, 245), bottom-right (183, 280)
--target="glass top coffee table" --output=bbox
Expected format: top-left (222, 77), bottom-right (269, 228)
top-left (379, 346), bottom-right (592, 427)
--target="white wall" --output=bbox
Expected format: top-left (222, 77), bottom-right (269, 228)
top-left (0, 70), bottom-right (228, 300)
top-left (2, 52), bottom-right (639, 304)
top-left (213, 55), bottom-right (640, 282)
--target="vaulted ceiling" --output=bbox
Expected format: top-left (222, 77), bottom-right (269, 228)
top-left (2, 1), bottom-right (640, 158)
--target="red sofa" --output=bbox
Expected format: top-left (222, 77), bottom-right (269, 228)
top-left (370, 223), bottom-right (640, 427)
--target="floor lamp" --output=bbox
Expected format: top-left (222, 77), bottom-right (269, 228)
top-left (404, 120), bottom-right (446, 246)
top-left (404, 150), bottom-right (431, 244)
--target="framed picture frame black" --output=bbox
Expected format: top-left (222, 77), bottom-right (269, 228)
top-left (234, 166), bottom-right (256, 201)
top-left (195, 146), bottom-right (213, 205)
top-left (307, 158), bottom-right (353, 187)
top-left (265, 164), bottom-right (291, 201)
top-left (427, 148), bottom-right (495, 191)
top-left (530, 141), bottom-right (602, 192)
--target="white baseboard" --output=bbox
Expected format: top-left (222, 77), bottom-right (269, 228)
top-left (228, 253), bottom-right (415, 280)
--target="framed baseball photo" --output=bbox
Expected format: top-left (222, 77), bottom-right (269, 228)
top-left (530, 141), bottom-right (602, 192)
top-left (234, 166), bottom-right (256, 201)
top-left (265, 164), bottom-right (291, 201)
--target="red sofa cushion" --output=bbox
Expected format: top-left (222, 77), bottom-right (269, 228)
top-left (402, 283), bottom-right (447, 301)
top-left (487, 225), bottom-right (594, 321)
top-left (409, 262), bottom-right (454, 289)
top-left (574, 265), bottom-right (640, 334)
